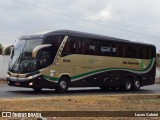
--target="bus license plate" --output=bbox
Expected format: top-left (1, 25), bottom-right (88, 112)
top-left (15, 82), bottom-right (20, 86)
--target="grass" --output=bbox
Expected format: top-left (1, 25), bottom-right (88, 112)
top-left (0, 94), bottom-right (160, 120)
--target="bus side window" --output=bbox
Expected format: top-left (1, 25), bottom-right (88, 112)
top-left (100, 41), bottom-right (112, 56)
top-left (72, 37), bottom-right (83, 54)
top-left (141, 46), bottom-right (147, 59)
top-left (150, 47), bottom-right (156, 59)
top-left (62, 37), bottom-right (76, 56)
top-left (147, 47), bottom-right (155, 59)
top-left (116, 43), bottom-right (125, 57)
top-left (75, 38), bottom-right (81, 54)
top-left (126, 44), bottom-right (139, 58)
top-left (140, 46), bottom-right (155, 59)
top-left (45, 36), bottom-right (63, 60)
top-left (142, 47), bottom-right (147, 59)
top-left (111, 42), bottom-right (116, 57)
top-left (88, 40), bottom-right (97, 55)
top-left (146, 46), bottom-right (153, 59)
top-left (45, 35), bottom-right (63, 50)
top-left (83, 38), bottom-right (97, 55)
top-left (148, 48), bottom-right (151, 59)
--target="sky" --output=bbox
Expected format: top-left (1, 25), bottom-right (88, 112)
top-left (0, 0), bottom-right (160, 52)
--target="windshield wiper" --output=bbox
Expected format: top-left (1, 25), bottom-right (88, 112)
top-left (11, 52), bottom-right (23, 70)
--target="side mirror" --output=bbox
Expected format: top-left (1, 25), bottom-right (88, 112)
top-left (2, 45), bottom-right (13, 56)
top-left (32, 44), bottom-right (52, 58)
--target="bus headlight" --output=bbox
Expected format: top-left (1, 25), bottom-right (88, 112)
top-left (28, 76), bottom-right (33, 80)
top-left (27, 73), bottom-right (42, 80)
top-left (29, 82), bottom-right (33, 86)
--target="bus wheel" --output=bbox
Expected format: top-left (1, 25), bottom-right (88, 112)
top-left (56, 77), bottom-right (69, 93)
top-left (124, 78), bottom-right (132, 91)
top-left (133, 78), bottom-right (141, 91)
top-left (33, 88), bottom-right (42, 92)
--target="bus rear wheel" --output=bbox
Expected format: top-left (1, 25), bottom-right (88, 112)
top-left (123, 78), bottom-right (132, 91)
top-left (133, 78), bottom-right (141, 91)
top-left (55, 77), bottom-right (69, 93)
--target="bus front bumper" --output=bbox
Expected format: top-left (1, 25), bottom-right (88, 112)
top-left (7, 74), bottom-right (57, 89)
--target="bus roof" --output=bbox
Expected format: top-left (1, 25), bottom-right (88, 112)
top-left (44, 30), bottom-right (129, 42)
top-left (20, 30), bottom-right (155, 47)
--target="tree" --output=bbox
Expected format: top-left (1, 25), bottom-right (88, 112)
top-left (0, 43), bottom-right (3, 55)
top-left (0, 44), bottom-right (11, 55)
top-left (0, 43), bottom-right (2, 48)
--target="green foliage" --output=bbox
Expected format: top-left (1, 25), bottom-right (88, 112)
top-left (0, 43), bottom-right (11, 55)
top-left (0, 43), bottom-right (2, 48)
top-left (5, 48), bottom-right (11, 55)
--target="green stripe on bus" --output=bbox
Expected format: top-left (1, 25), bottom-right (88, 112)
top-left (71, 58), bottom-right (154, 80)
top-left (42, 58), bottom-right (154, 82)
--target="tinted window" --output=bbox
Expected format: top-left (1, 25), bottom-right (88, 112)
top-left (126, 44), bottom-right (139, 58)
top-left (99, 41), bottom-right (111, 56)
top-left (62, 37), bottom-right (98, 56)
top-left (99, 41), bottom-right (117, 56)
top-left (62, 37), bottom-right (76, 56)
top-left (124, 44), bottom-right (155, 59)
top-left (84, 38), bottom-right (97, 55)
top-left (61, 36), bottom-right (156, 59)
top-left (116, 43), bottom-right (125, 57)
top-left (45, 36), bottom-right (64, 50)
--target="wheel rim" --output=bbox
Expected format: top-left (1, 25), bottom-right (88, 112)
top-left (126, 80), bottom-right (131, 90)
top-left (135, 80), bottom-right (140, 88)
top-left (60, 80), bottom-right (67, 89)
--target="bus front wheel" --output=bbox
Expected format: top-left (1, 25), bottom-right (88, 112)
top-left (55, 77), bottom-right (69, 93)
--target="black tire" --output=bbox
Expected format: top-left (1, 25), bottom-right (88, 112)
top-left (123, 78), bottom-right (133, 91)
top-left (133, 78), bottom-right (141, 91)
top-left (33, 88), bottom-right (42, 92)
top-left (55, 77), bottom-right (69, 93)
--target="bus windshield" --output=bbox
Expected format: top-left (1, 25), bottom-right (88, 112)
top-left (9, 39), bottom-right (43, 73)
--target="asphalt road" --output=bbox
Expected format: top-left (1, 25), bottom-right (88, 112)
top-left (0, 84), bottom-right (160, 98)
